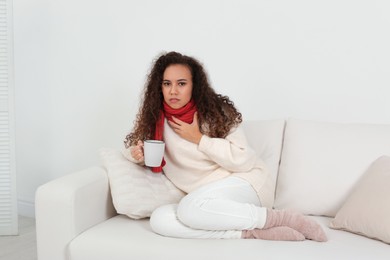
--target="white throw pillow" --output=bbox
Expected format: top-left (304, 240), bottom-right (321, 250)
top-left (329, 156), bottom-right (390, 244)
top-left (99, 148), bottom-right (185, 219)
top-left (274, 119), bottom-right (390, 217)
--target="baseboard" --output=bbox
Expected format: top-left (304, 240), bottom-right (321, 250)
top-left (18, 199), bottom-right (35, 218)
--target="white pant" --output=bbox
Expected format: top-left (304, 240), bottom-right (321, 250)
top-left (150, 176), bottom-right (267, 239)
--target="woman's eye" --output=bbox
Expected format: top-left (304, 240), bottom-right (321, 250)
top-left (163, 82), bottom-right (170, 86)
top-left (178, 82), bottom-right (186, 86)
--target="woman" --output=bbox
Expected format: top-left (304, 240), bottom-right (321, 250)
top-left (124, 51), bottom-right (327, 241)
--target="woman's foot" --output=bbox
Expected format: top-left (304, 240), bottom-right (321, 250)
top-left (264, 209), bottom-right (327, 242)
top-left (242, 226), bottom-right (305, 241)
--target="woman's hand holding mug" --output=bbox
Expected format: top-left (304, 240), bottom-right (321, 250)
top-left (131, 140), bottom-right (144, 162)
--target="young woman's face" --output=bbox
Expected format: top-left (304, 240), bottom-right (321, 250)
top-left (162, 64), bottom-right (193, 109)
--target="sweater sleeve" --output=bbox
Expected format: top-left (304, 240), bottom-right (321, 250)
top-left (197, 126), bottom-right (257, 172)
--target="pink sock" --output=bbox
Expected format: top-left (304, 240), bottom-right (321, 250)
top-left (264, 209), bottom-right (327, 242)
top-left (242, 226), bottom-right (305, 241)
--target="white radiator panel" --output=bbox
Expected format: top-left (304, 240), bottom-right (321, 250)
top-left (0, 0), bottom-right (17, 236)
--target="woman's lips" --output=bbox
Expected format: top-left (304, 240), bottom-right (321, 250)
top-left (169, 98), bottom-right (179, 103)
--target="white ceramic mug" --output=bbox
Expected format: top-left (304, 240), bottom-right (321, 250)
top-left (143, 140), bottom-right (165, 167)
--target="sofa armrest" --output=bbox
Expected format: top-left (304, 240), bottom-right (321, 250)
top-left (35, 166), bottom-right (117, 260)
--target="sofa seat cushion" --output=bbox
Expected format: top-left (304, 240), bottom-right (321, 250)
top-left (68, 215), bottom-right (390, 260)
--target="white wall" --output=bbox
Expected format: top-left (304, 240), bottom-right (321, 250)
top-left (13, 0), bottom-right (390, 217)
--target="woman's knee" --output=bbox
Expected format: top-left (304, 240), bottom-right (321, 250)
top-left (176, 195), bottom-right (206, 228)
top-left (150, 204), bottom-right (178, 236)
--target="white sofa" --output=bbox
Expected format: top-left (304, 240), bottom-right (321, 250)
top-left (35, 119), bottom-right (390, 260)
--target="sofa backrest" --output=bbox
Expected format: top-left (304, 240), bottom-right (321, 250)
top-left (242, 120), bottom-right (285, 199)
top-left (274, 118), bottom-right (390, 217)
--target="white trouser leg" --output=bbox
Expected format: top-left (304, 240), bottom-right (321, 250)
top-left (150, 204), bottom-right (242, 239)
top-left (150, 176), bottom-right (267, 239)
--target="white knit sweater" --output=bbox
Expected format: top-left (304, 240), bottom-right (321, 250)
top-left (128, 120), bottom-right (274, 208)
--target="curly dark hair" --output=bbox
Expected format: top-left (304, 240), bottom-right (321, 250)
top-left (124, 51), bottom-right (242, 148)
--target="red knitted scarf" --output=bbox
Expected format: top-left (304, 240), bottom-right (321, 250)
top-left (152, 99), bottom-right (197, 173)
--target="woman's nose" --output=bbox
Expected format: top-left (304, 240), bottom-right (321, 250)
top-left (170, 85), bottom-right (178, 94)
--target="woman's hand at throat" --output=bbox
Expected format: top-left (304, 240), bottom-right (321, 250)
top-left (168, 112), bottom-right (203, 144)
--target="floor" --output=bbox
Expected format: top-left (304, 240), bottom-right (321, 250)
top-left (0, 216), bottom-right (37, 260)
